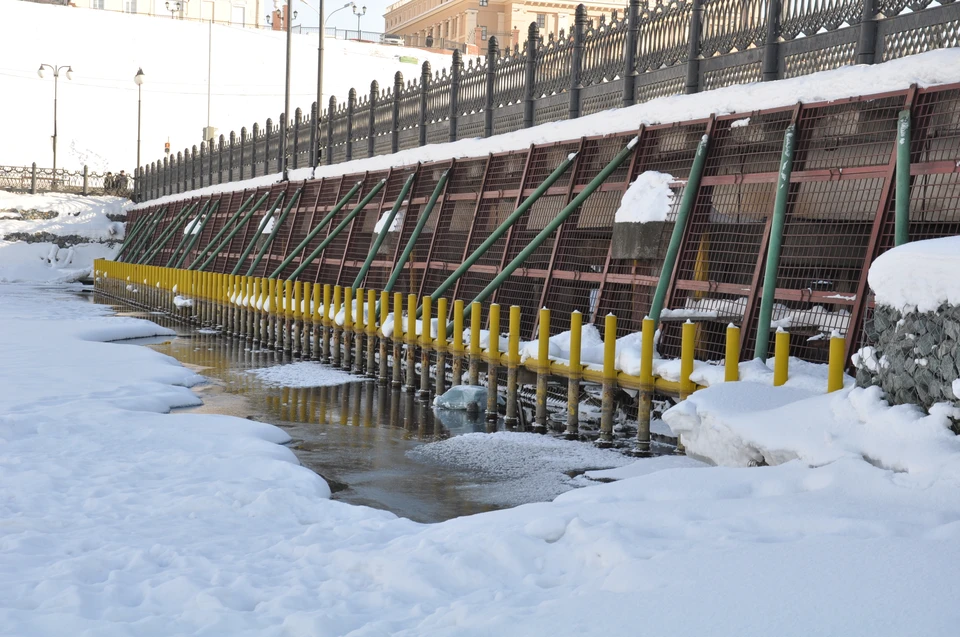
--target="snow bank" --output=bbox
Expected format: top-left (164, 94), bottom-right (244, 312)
top-left (0, 241), bottom-right (116, 283)
top-left (137, 47), bottom-right (960, 209)
top-left (613, 171), bottom-right (675, 223)
top-left (868, 236), bottom-right (960, 312)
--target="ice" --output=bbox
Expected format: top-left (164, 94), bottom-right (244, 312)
top-left (433, 384), bottom-right (489, 410)
top-left (613, 171), bottom-right (675, 223)
top-left (246, 361), bottom-right (359, 388)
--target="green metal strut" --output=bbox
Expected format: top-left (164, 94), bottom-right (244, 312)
top-left (456, 137), bottom-right (639, 326)
top-left (172, 199), bottom-right (220, 269)
top-left (230, 191), bottom-right (286, 275)
top-left (196, 192), bottom-right (274, 271)
top-left (421, 151), bottom-right (578, 316)
top-left (113, 213), bottom-right (149, 261)
top-left (351, 172), bottom-right (417, 290)
top-left (267, 180), bottom-right (363, 279)
top-left (137, 201), bottom-right (200, 265)
top-left (280, 179), bottom-right (388, 281)
top-left (648, 132), bottom-right (711, 324)
top-left (895, 109), bottom-right (911, 247)
top-left (165, 200), bottom-right (211, 268)
top-left (186, 193), bottom-right (263, 270)
top-left (124, 205), bottom-right (168, 263)
top-left (245, 186), bottom-right (304, 276)
top-left (754, 124), bottom-right (797, 360)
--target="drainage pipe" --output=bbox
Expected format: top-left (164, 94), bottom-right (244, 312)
top-left (754, 123), bottom-right (797, 360)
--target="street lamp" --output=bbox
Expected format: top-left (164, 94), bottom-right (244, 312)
top-left (134, 68), bottom-right (145, 190)
top-left (282, 0), bottom-right (293, 179)
top-left (165, 1), bottom-right (185, 19)
top-left (352, 3), bottom-right (366, 40)
top-left (37, 63), bottom-right (72, 185)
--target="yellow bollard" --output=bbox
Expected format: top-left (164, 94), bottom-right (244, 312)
top-left (353, 287), bottom-right (365, 374)
top-left (468, 301), bottom-right (481, 386)
top-left (599, 313), bottom-right (617, 445)
top-left (392, 292), bottom-right (403, 387)
top-left (725, 324), bottom-right (740, 382)
top-left (566, 310), bottom-right (583, 439)
top-left (504, 305), bottom-right (521, 428)
top-left (282, 279), bottom-right (294, 353)
top-left (332, 285), bottom-right (342, 365)
top-left (680, 320), bottom-right (696, 396)
top-left (452, 299), bottom-right (464, 386)
top-left (774, 328), bottom-right (790, 387)
top-left (311, 282), bottom-right (322, 359)
top-left (827, 332), bottom-right (845, 393)
top-left (406, 294), bottom-right (417, 390)
top-left (322, 283), bottom-right (332, 362)
top-left (436, 298), bottom-right (448, 396)
top-left (379, 290), bottom-right (390, 383)
top-left (302, 281), bottom-right (312, 354)
top-left (366, 289), bottom-right (377, 377)
top-left (486, 303), bottom-right (501, 423)
top-left (419, 296), bottom-right (432, 398)
top-left (267, 277), bottom-right (277, 347)
top-left (343, 286), bottom-right (354, 371)
top-left (534, 307), bottom-right (550, 432)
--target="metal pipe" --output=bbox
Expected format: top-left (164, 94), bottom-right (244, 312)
top-left (352, 172), bottom-right (417, 290)
top-left (649, 132), bottom-right (710, 323)
top-left (246, 187), bottom-right (303, 276)
top-left (114, 213), bottom-right (150, 261)
top-left (268, 181), bottom-right (362, 278)
top-left (173, 200), bottom-right (221, 269)
top-left (422, 153), bottom-right (578, 315)
top-left (187, 194), bottom-right (261, 270)
top-left (565, 310), bottom-right (582, 439)
top-left (534, 307), bottom-right (549, 433)
top-left (895, 109), bottom-right (911, 247)
top-left (137, 201), bottom-right (200, 265)
top-left (230, 191), bottom-right (286, 275)
top-left (451, 299), bottom-right (464, 387)
top-left (828, 333), bottom-right (845, 392)
top-left (459, 138), bottom-right (638, 324)
top-left (124, 206), bottom-right (168, 263)
top-left (282, 179), bottom-right (387, 281)
top-left (635, 316), bottom-right (655, 456)
top-left (165, 201), bottom-right (211, 267)
top-left (773, 328), bottom-right (789, 386)
top-left (598, 312), bottom-right (616, 445)
top-left (754, 124), bottom-right (797, 360)
top-left (419, 296), bottom-right (432, 400)
top-left (725, 324), bottom-right (740, 382)
top-left (196, 194), bottom-right (272, 271)
top-left (435, 298), bottom-right (447, 397)
top-left (485, 303), bottom-right (500, 423)
top-left (504, 305), bottom-right (520, 428)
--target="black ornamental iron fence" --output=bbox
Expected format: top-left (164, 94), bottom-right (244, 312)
top-left (136, 0), bottom-right (960, 203)
top-left (0, 163), bottom-right (133, 197)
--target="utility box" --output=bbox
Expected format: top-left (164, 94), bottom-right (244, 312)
top-left (611, 221), bottom-right (669, 260)
top-left (202, 126), bottom-right (218, 143)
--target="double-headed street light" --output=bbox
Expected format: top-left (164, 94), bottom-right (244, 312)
top-left (352, 3), bottom-right (366, 40)
top-left (165, 1), bottom-right (185, 19)
top-left (37, 63), bottom-right (73, 184)
top-left (135, 68), bottom-right (145, 193)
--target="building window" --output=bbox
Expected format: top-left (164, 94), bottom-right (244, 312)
top-left (124, 0), bottom-right (137, 12)
top-left (479, 0), bottom-right (488, 5)
top-left (90, 0), bottom-right (104, 8)
top-left (481, 26), bottom-right (487, 40)
top-left (536, 13), bottom-right (546, 29)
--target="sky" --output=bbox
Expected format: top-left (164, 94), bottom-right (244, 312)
top-left (291, 0), bottom-right (392, 32)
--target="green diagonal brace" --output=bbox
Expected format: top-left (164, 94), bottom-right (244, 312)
top-left (197, 192), bottom-right (273, 271)
top-left (421, 151), bottom-right (578, 317)
top-left (187, 193), bottom-right (262, 270)
top-left (648, 132), bottom-right (710, 324)
top-left (137, 201), bottom-right (200, 265)
top-left (246, 187), bottom-right (303, 277)
top-left (166, 200), bottom-right (211, 267)
top-left (172, 199), bottom-right (220, 269)
top-left (114, 213), bottom-right (149, 261)
top-left (124, 205), bottom-right (167, 263)
top-left (231, 192), bottom-right (286, 275)
top-left (281, 179), bottom-right (388, 281)
top-left (456, 137), bottom-right (638, 327)
top-left (351, 172), bottom-right (417, 290)
top-left (267, 180), bottom-right (363, 279)
top-left (383, 169), bottom-right (447, 296)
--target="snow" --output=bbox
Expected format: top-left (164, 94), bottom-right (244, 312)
top-left (373, 208), bottom-right (405, 233)
top-left (868, 235), bottom-right (960, 312)
top-left (173, 295), bottom-right (193, 308)
top-left (136, 47), bottom-right (960, 209)
top-left (246, 361), bottom-right (361, 388)
top-left (612, 171), bottom-right (675, 223)
top-left (434, 384), bottom-right (488, 410)
top-left (0, 0), bottom-right (476, 172)
top-left (1, 285), bottom-right (960, 634)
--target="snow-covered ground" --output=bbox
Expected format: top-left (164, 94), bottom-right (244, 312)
top-left (137, 47), bottom-right (960, 208)
top-left (2, 283), bottom-right (959, 634)
top-left (0, 0), bottom-right (474, 172)
top-left (0, 191), bottom-right (129, 283)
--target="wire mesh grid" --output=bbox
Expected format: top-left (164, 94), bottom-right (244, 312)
top-left (706, 110), bottom-right (795, 176)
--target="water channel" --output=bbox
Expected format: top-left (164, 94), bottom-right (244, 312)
top-left (83, 289), bottom-right (636, 523)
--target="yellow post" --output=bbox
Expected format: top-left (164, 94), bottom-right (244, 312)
top-left (284, 280), bottom-right (294, 318)
top-left (680, 320), bottom-right (696, 396)
top-left (436, 297), bottom-right (448, 395)
top-left (366, 289), bottom-right (377, 377)
top-left (534, 307), bottom-right (550, 432)
top-left (392, 291), bottom-right (403, 387)
top-left (599, 312), bottom-right (617, 444)
top-left (504, 305), bottom-right (521, 428)
top-left (379, 290), bottom-right (390, 383)
top-left (452, 299), bottom-right (464, 386)
top-left (406, 294), bottom-right (417, 390)
top-left (468, 301), bottom-right (481, 385)
top-left (566, 310), bottom-right (583, 438)
top-left (293, 281), bottom-right (302, 320)
top-left (312, 282), bottom-right (322, 359)
top-left (827, 332), bottom-right (845, 393)
top-left (342, 286), bottom-right (354, 370)
top-left (322, 283), bottom-right (332, 361)
top-left (419, 296), bottom-right (432, 398)
top-left (774, 328), bottom-right (789, 387)
top-left (354, 287), bottom-right (365, 374)
top-left (485, 303), bottom-right (501, 422)
top-left (725, 324), bottom-right (740, 382)
top-left (332, 285), bottom-right (342, 365)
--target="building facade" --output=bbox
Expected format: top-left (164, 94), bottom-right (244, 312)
top-left (82, 0), bottom-right (261, 28)
top-left (384, 0), bottom-right (627, 51)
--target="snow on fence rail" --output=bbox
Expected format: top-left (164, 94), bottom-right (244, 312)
top-left (0, 164), bottom-right (133, 197)
top-left (134, 0), bottom-right (960, 202)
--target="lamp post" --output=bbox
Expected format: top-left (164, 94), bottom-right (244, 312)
top-left (165, 0), bottom-right (185, 19)
top-left (37, 63), bottom-right (72, 186)
top-left (311, 1), bottom-right (351, 167)
top-left (134, 68), bottom-right (145, 192)
top-left (352, 3), bottom-right (366, 40)
top-left (282, 0), bottom-right (293, 179)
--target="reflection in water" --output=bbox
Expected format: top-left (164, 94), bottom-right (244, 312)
top-left (91, 293), bottom-right (499, 523)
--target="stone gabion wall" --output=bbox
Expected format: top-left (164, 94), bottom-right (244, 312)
top-left (855, 304), bottom-right (960, 411)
